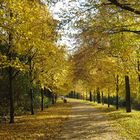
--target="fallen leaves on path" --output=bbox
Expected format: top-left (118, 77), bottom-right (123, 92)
top-left (58, 100), bottom-right (125, 140)
top-left (0, 102), bottom-right (71, 140)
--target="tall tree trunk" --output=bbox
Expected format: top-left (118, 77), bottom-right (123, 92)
top-left (30, 88), bottom-right (34, 115)
top-left (74, 91), bottom-right (76, 98)
top-left (97, 87), bottom-right (101, 103)
top-left (82, 93), bottom-right (84, 100)
top-left (77, 93), bottom-right (79, 99)
top-left (8, 15), bottom-right (14, 123)
top-left (52, 93), bottom-right (55, 104)
top-left (41, 88), bottom-right (44, 111)
top-left (108, 89), bottom-right (110, 108)
top-left (138, 60), bottom-right (140, 94)
top-left (94, 90), bottom-right (96, 102)
top-left (116, 75), bottom-right (119, 110)
top-left (138, 60), bottom-right (140, 81)
top-left (101, 91), bottom-right (104, 105)
top-left (86, 91), bottom-right (88, 100)
top-left (9, 66), bottom-right (14, 123)
top-left (55, 94), bottom-right (57, 103)
top-left (125, 75), bottom-right (131, 112)
top-left (29, 57), bottom-right (34, 115)
top-left (70, 91), bottom-right (72, 98)
top-left (89, 91), bottom-right (92, 102)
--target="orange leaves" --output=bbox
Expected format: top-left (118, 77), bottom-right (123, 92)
top-left (0, 102), bottom-right (71, 140)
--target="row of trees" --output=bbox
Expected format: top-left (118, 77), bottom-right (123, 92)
top-left (0, 0), bottom-right (73, 123)
top-left (0, 0), bottom-right (140, 124)
top-left (65, 0), bottom-right (140, 112)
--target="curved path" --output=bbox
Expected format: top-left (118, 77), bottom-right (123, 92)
top-left (57, 99), bottom-right (126, 140)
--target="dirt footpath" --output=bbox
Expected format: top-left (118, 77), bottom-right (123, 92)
top-left (57, 99), bottom-right (126, 140)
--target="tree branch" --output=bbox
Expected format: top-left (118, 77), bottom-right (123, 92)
top-left (109, 29), bottom-right (140, 34)
top-left (108, 0), bottom-right (140, 15)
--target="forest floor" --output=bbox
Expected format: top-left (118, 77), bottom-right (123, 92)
top-left (0, 100), bottom-right (71, 140)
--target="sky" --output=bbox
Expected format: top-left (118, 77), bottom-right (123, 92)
top-left (49, 0), bottom-right (86, 53)
top-left (42, 0), bottom-right (94, 53)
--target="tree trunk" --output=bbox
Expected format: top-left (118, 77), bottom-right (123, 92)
top-left (29, 56), bottom-right (34, 115)
top-left (97, 88), bottom-right (101, 103)
top-left (138, 60), bottom-right (140, 82)
top-left (138, 60), bottom-right (140, 94)
top-left (116, 75), bottom-right (119, 110)
top-left (8, 12), bottom-right (14, 123)
top-left (70, 92), bottom-right (72, 98)
top-left (89, 91), bottom-right (92, 102)
top-left (77, 93), bottom-right (79, 99)
top-left (73, 91), bottom-right (75, 98)
top-left (8, 8), bottom-right (15, 124)
top-left (101, 91), bottom-right (104, 105)
top-left (52, 93), bottom-right (55, 104)
top-left (9, 66), bottom-right (14, 123)
top-left (30, 88), bottom-right (34, 115)
top-left (82, 93), bottom-right (84, 100)
top-left (108, 89), bottom-right (110, 108)
top-left (86, 92), bottom-right (88, 100)
top-left (41, 88), bottom-right (44, 111)
top-left (55, 94), bottom-right (57, 103)
top-left (94, 90), bottom-right (96, 102)
top-left (125, 75), bottom-right (131, 112)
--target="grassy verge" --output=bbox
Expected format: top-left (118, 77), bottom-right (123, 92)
top-left (82, 100), bottom-right (140, 140)
top-left (108, 108), bottom-right (140, 140)
top-left (0, 100), bottom-right (72, 140)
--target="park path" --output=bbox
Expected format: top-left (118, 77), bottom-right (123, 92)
top-left (57, 99), bottom-right (126, 140)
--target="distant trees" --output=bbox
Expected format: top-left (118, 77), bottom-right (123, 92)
top-left (66, 0), bottom-right (140, 112)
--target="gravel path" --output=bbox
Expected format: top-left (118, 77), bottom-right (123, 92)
top-left (57, 99), bottom-right (126, 140)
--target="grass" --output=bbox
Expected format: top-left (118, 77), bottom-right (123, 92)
top-left (108, 109), bottom-right (140, 140)
top-left (0, 100), bottom-right (72, 140)
top-left (82, 99), bottom-right (140, 140)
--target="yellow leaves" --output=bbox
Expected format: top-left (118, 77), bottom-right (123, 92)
top-left (35, 44), bottom-right (72, 94)
top-left (0, 54), bottom-right (8, 69)
top-left (0, 9), bottom-right (4, 16)
top-left (27, 31), bottom-right (32, 35)
top-left (9, 58), bottom-right (26, 72)
top-left (0, 102), bottom-right (71, 140)
top-left (0, 0), bottom-right (71, 94)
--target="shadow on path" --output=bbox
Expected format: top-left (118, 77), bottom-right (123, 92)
top-left (57, 99), bottom-right (126, 140)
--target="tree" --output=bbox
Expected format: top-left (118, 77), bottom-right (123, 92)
top-left (0, 0), bottom-right (59, 122)
top-left (57, 0), bottom-right (140, 112)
